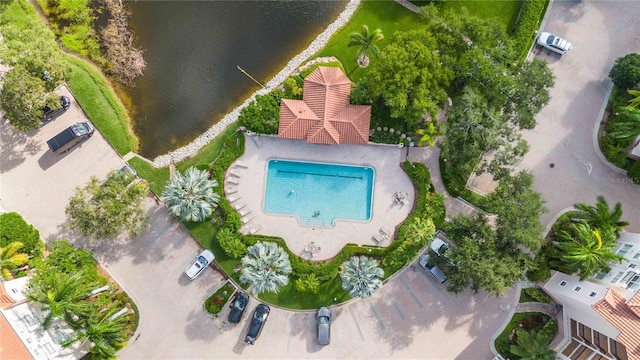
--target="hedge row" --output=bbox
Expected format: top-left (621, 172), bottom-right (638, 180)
top-left (511, 0), bottom-right (548, 59)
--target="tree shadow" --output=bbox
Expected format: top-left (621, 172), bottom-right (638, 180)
top-left (0, 118), bottom-right (42, 173)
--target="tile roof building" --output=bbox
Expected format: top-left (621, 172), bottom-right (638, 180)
top-left (278, 66), bottom-right (371, 145)
top-left (542, 231), bottom-right (640, 360)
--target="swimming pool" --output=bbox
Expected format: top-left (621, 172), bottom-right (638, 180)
top-left (263, 159), bottom-right (375, 226)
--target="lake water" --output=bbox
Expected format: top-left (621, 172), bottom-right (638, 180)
top-left (125, 1), bottom-right (347, 158)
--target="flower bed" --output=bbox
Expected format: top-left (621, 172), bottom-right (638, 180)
top-left (204, 281), bottom-right (236, 315)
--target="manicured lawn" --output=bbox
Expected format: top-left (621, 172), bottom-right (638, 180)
top-left (314, 0), bottom-right (423, 82)
top-left (176, 123), bottom-right (241, 172)
top-left (127, 157), bottom-right (170, 196)
top-left (258, 276), bottom-right (351, 310)
top-left (440, 1), bottom-right (521, 35)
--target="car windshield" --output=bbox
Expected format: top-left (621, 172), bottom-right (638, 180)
top-left (197, 256), bottom-right (207, 266)
top-left (72, 123), bottom-right (90, 136)
top-left (234, 299), bottom-right (246, 309)
top-left (318, 316), bottom-right (329, 324)
top-left (254, 310), bottom-right (266, 320)
top-left (546, 35), bottom-right (556, 45)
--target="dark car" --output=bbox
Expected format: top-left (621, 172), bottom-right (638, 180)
top-left (244, 303), bottom-right (270, 345)
top-left (228, 292), bottom-right (249, 324)
top-left (41, 95), bottom-right (71, 124)
top-left (46, 121), bottom-right (94, 154)
top-left (316, 307), bottom-right (331, 345)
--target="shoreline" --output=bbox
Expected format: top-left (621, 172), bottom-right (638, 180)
top-left (151, 0), bottom-right (361, 168)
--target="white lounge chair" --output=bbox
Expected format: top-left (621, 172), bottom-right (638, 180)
top-left (226, 177), bottom-right (239, 185)
top-left (235, 160), bottom-right (248, 169)
top-left (238, 207), bottom-right (251, 216)
top-left (242, 215), bottom-right (254, 225)
top-left (227, 168), bottom-right (242, 178)
top-left (233, 200), bottom-right (247, 210)
top-left (225, 185), bottom-right (238, 194)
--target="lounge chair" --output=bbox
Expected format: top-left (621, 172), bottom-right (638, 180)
top-left (248, 225), bottom-right (261, 235)
top-left (242, 215), bottom-right (254, 225)
top-left (233, 200), bottom-right (247, 210)
top-left (235, 160), bottom-right (248, 168)
top-left (225, 185), bottom-right (238, 194)
top-left (238, 207), bottom-right (251, 216)
top-left (380, 227), bottom-right (393, 238)
top-left (227, 194), bottom-right (240, 203)
top-left (226, 177), bottom-right (239, 185)
top-left (227, 168), bottom-right (242, 178)
top-left (372, 232), bottom-right (385, 244)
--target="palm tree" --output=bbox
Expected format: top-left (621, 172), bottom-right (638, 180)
top-left (162, 167), bottom-right (220, 222)
top-left (0, 241), bottom-right (29, 280)
top-left (348, 25), bottom-right (384, 67)
top-left (628, 89), bottom-right (640, 109)
top-left (63, 303), bottom-right (132, 358)
top-left (340, 256), bottom-right (384, 298)
top-left (510, 328), bottom-right (556, 360)
top-left (415, 121), bottom-right (444, 147)
top-left (554, 223), bottom-right (623, 280)
top-left (406, 217), bottom-right (436, 246)
top-left (573, 195), bottom-right (629, 234)
top-left (240, 242), bottom-right (292, 294)
top-left (27, 272), bottom-right (95, 329)
top-left (607, 107), bottom-right (640, 141)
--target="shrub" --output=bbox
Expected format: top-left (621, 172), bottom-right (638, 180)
top-left (609, 53), bottom-right (640, 90)
top-left (42, 241), bottom-right (104, 285)
top-left (538, 317), bottom-right (557, 342)
top-left (425, 191), bottom-right (446, 228)
top-left (0, 212), bottom-right (44, 259)
top-left (204, 282), bottom-right (235, 315)
top-left (628, 161), bottom-right (640, 184)
top-left (524, 287), bottom-right (554, 304)
top-left (218, 228), bottom-right (247, 259)
top-left (511, 0), bottom-right (548, 59)
top-left (238, 90), bottom-right (284, 134)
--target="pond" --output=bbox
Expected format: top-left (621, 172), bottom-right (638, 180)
top-left (124, 1), bottom-right (348, 158)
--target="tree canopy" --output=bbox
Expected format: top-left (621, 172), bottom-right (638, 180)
top-left (66, 171), bottom-right (149, 241)
top-left (609, 53), bottom-right (640, 90)
top-left (361, 28), bottom-right (453, 126)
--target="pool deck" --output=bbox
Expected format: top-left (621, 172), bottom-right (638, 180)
top-left (226, 133), bottom-right (414, 261)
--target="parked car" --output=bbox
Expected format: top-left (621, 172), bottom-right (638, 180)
top-left (430, 235), bottom-right (450, 256)
top-left (41, 95), bottom-right (71, 124)
top-left (228, 292), bottom-right (250, 324)
top-left (316, 307), bottom-right (331, 346)
top-left (536, 32), bottom-right (572, 55)
top-left (244, 303), bottom-right (270, 345)
top-left (418, 254), bottom-right (447, 284)
top-left (46, 121), bottom-right (94, 154)
top-left (184, 249), bottom-right (215, 280)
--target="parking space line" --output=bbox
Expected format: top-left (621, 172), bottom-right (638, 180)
top-left (385, 292), bottom-right (405, 320)
top-left (400, 276), bottom-right (424, 309)
top-left (368, 303), bottom-right (386, 332)
top-left (348, 307), bottom-right (365, 341)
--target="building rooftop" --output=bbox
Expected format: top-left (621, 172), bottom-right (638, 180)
top-left (278, 66), bottom-right (371, 145)
top-left (593, 289), bottom-right (640, 360)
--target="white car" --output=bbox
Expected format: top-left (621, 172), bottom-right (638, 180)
top-left (536, 32), bottom-right (572, 55)
top-left (185, 249), bottom-right (215, 280)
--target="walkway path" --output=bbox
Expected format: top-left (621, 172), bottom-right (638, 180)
top-left (515, 302), bottom-right (560, 317)
top-left (393, 0), bottom-right (420, 13)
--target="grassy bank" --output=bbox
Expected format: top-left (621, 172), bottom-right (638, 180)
top-left (1, 0), bottom-right (137, 155)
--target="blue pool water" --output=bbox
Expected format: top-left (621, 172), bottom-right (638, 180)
top-left (264, 160), bottom-right (375, 226)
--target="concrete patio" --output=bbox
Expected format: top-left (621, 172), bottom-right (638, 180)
top-left (225, 133), bottom-right (414, 260)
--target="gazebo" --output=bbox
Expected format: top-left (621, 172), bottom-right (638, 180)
top-left (278, 66), bottom-right (371, 145)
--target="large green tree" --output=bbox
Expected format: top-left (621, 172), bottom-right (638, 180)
top-left (162, 167), bottom-right (220, 223)
top-left (0, 65), bottom-right (58, 131)
top-left (66, 171), bottom-right (149, 241)
top-left (573, 196), bottom-right (629, 234)
top-left (341, 256), bottom-right (384, 298)
top-left (609, 53), bottom-right (640, 90)
top-left (361, 28), bottom-right (453, 125)
top-left (554, 223), bottom-right (623, 280)
top-left (486, 171), bottom-right (547, 251)
top-left (348, 25), bottom-right (384, 67)
top-left (240, 242), bottom-right (292, 294)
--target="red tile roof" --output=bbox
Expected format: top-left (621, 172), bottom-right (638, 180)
top-left (278, 66), bottom-right (371, 145)
top-left (0, 311), bottom-right (34, 360)
top-left (592, 289), bottom-right (640, 360)
top-left (0, 282), bottom-right (16, 310)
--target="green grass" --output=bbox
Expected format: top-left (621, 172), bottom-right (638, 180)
top-left (127, 157), bottom-right (170, 196)
top-left (313, 0), bottom-right (424, 82)
top-left (64, 56), bottom-right (137, 155)
top-left (258, 277), bottom-right (351, 310)
top-left (440, 1), bottom-right (521, 35)
top-left (204, 281), bottom-right (236, 315)
top-left (176, 123), bottom-right (241, 172)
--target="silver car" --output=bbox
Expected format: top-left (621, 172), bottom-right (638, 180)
top-left (536, 32), bottom-right (572, 55)
top-left (316, 307), bottom-right (331, 345)
top-left (184, 249), bottom-right (215, 280)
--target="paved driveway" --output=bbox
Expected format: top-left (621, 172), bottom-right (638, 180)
top-left (522, 0), bottom-right (640, 231)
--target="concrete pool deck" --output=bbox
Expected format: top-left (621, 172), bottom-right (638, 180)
top-left (226, 133), bottom-right (414, 261)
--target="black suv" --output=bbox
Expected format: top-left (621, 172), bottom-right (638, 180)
top-left (41, 95), bottom-right (71, 124)
top-left (244, 303), bottom-right (270, 345)
top-left (228, 292), bottom-right (249, 324)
